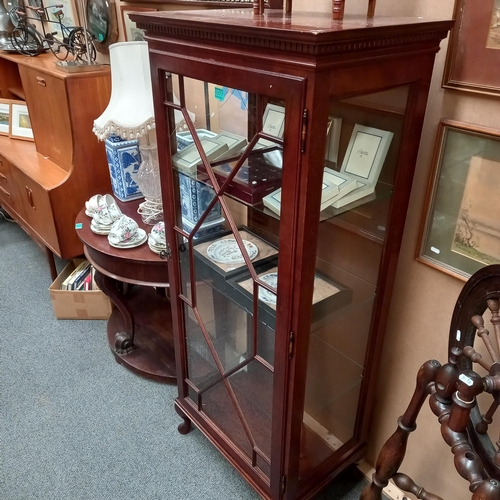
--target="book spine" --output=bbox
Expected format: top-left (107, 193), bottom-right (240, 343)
top-left (83, 272), bottom-right (92, 291)
top-left (69, 263), bottom-right (91, 290)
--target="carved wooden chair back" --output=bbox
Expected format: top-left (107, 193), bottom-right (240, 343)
top-left (361, 264), bottom-right (500, 500)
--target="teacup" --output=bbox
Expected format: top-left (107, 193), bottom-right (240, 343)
top-left (85, 194), bottom-right (102, 217)
top-left (100, 194), bottom-right (122, 221)
top-left (108, 215), bottom-right (140, 246)
top-left (93, 195), bottom-right (122, 227)
top-left (149, 221), bottom-right (165, 246)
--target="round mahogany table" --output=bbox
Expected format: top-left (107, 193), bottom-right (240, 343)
top-left (76, 199), bottom-right (175, 383)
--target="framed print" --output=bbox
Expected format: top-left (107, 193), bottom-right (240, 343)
top-left (120, 6), bottom-right (156, 42)
top-left (10, 101), bottom-right (34, 141)
top-left (417, 120), bottom-right (500, 280)
top-left (46, 0), bottom-right (79, 39)
top-left (443, 0), bottom-right (500, 96)
top-left (0, 99), bottom-right (10, 136)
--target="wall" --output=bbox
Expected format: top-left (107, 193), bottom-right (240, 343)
top-left (292, 1), bottom-right (498, 498)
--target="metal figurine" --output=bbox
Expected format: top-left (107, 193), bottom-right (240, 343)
top-left (8, 0), bottom-right (96, 62)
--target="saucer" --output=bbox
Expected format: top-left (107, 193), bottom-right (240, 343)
top-left (148, 243), bottom-right (166, 255)
top-left (148, 235), bottom-right (166, 247)
top-left (109, 228), bottom-right (147, 249)
top-left (90, 220), bottom-right (113, 235)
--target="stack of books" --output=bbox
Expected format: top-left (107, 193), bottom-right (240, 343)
top-left (60, 260), bottom-right (96, 291)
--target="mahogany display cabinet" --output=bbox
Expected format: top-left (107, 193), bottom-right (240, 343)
top-left (133, 9), bottom-right (453, 500)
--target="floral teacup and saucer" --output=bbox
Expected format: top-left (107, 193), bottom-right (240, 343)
top-left (148, 221), bottom-right (166, 255)
top-left (108, 215), bottom-right (147, 249)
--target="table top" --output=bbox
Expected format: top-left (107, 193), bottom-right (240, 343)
top-left (76, 198), bottom-right (169, 287)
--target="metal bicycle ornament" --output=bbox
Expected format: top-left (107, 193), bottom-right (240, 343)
top-left (7, 1), bottom-right (96, 65)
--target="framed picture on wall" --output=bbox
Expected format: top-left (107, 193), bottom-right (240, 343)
top-left (0, 99), bottom-right (10, 136)
top-left (120, 6), bottom-right (156, 42)
top-left (443, 0), bottom-right (500, 97)
top-left (417, 120), bottom-right (500, 281)
top-left (10, 102), bottom-right (34, 141)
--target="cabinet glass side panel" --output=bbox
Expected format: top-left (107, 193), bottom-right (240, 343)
top-left (299, 86), bottom-right (409, 481)
top-left (164, 73), bottom-right (284, 480)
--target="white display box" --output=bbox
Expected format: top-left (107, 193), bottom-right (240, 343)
top-left (256, 103), bottom-right (285, 149)
top-left (212, 131), bottom-right (248, 160)
top-left (172, 138), bottom-right (229, 174)
top-left (329, 124), bottom-right (393, 208)
top-left (325, 116), bottom-right (342, 165)
top-left (263, 168), bottom-right (340, 216)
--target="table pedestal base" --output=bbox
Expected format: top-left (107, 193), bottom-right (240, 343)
top-left (107, 286), bottom-right (176, 383)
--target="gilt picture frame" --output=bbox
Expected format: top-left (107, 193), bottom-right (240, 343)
top-left (442, 0), bottom-right (500, 97)
top-left (417, 120), bottom-right (500, 281)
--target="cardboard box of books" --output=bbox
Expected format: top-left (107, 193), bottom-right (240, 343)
top-left (49, 259), bottom-right (113, 320)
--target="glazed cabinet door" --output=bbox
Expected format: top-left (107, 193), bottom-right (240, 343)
top-left (152, 55), bottom-right (306, 498)
top-left (291, 83), bottom-right (425, 498)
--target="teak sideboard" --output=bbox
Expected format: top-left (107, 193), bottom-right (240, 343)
top-left (0, 53), bottom-right (111, 278)
top-left (133, 9), bottom-right (453, 500)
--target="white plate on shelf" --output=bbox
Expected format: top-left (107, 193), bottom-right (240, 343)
top-left (258, 272), bottom-right (278, 305)
top-left (206, 238), bottom-right (258, 264)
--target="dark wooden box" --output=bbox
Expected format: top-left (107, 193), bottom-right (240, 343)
top-left (228, 258), bottom-right (353, 331)
top-left (198, 149), bottom-right (283, 205)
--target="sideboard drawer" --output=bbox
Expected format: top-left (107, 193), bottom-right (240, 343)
top-left (13, 167), bottom-right (58, 251)
top-left (0, 155), bottom-right (25, 218)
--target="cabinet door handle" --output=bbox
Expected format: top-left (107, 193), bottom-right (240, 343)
top-left (36, 76), bottom-right (46, 87)
top-left (0, 172), bottom-right (6, 181)
top-left (0, 185), bottom-right (10, 198)
top-left (25, 186), bottom-right (35, 209)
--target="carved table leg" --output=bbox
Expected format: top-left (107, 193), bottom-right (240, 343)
top-left (175, 402), bottom-right (192, 435)
top-left (94, 269), bottom-right (135, 354)
top-left (361, 360), bottom-right (441, 500)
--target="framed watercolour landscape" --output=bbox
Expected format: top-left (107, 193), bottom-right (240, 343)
top-left (417, 120), bottom-right (500, 280)
top-left (443, 0), bottom-right (500, 96)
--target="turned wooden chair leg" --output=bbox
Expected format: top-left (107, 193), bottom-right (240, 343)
top-left (471, 479), bottom-right (500, 499)
top-left (360, 360), bottom-right (441, 500)
top-left (393, 473), bottom-right (443, 500)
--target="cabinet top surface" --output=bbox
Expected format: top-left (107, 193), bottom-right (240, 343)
top-left (0, 52), bottom-right (110, 79)
top-left (133, 9), bottom-right (453, 39)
